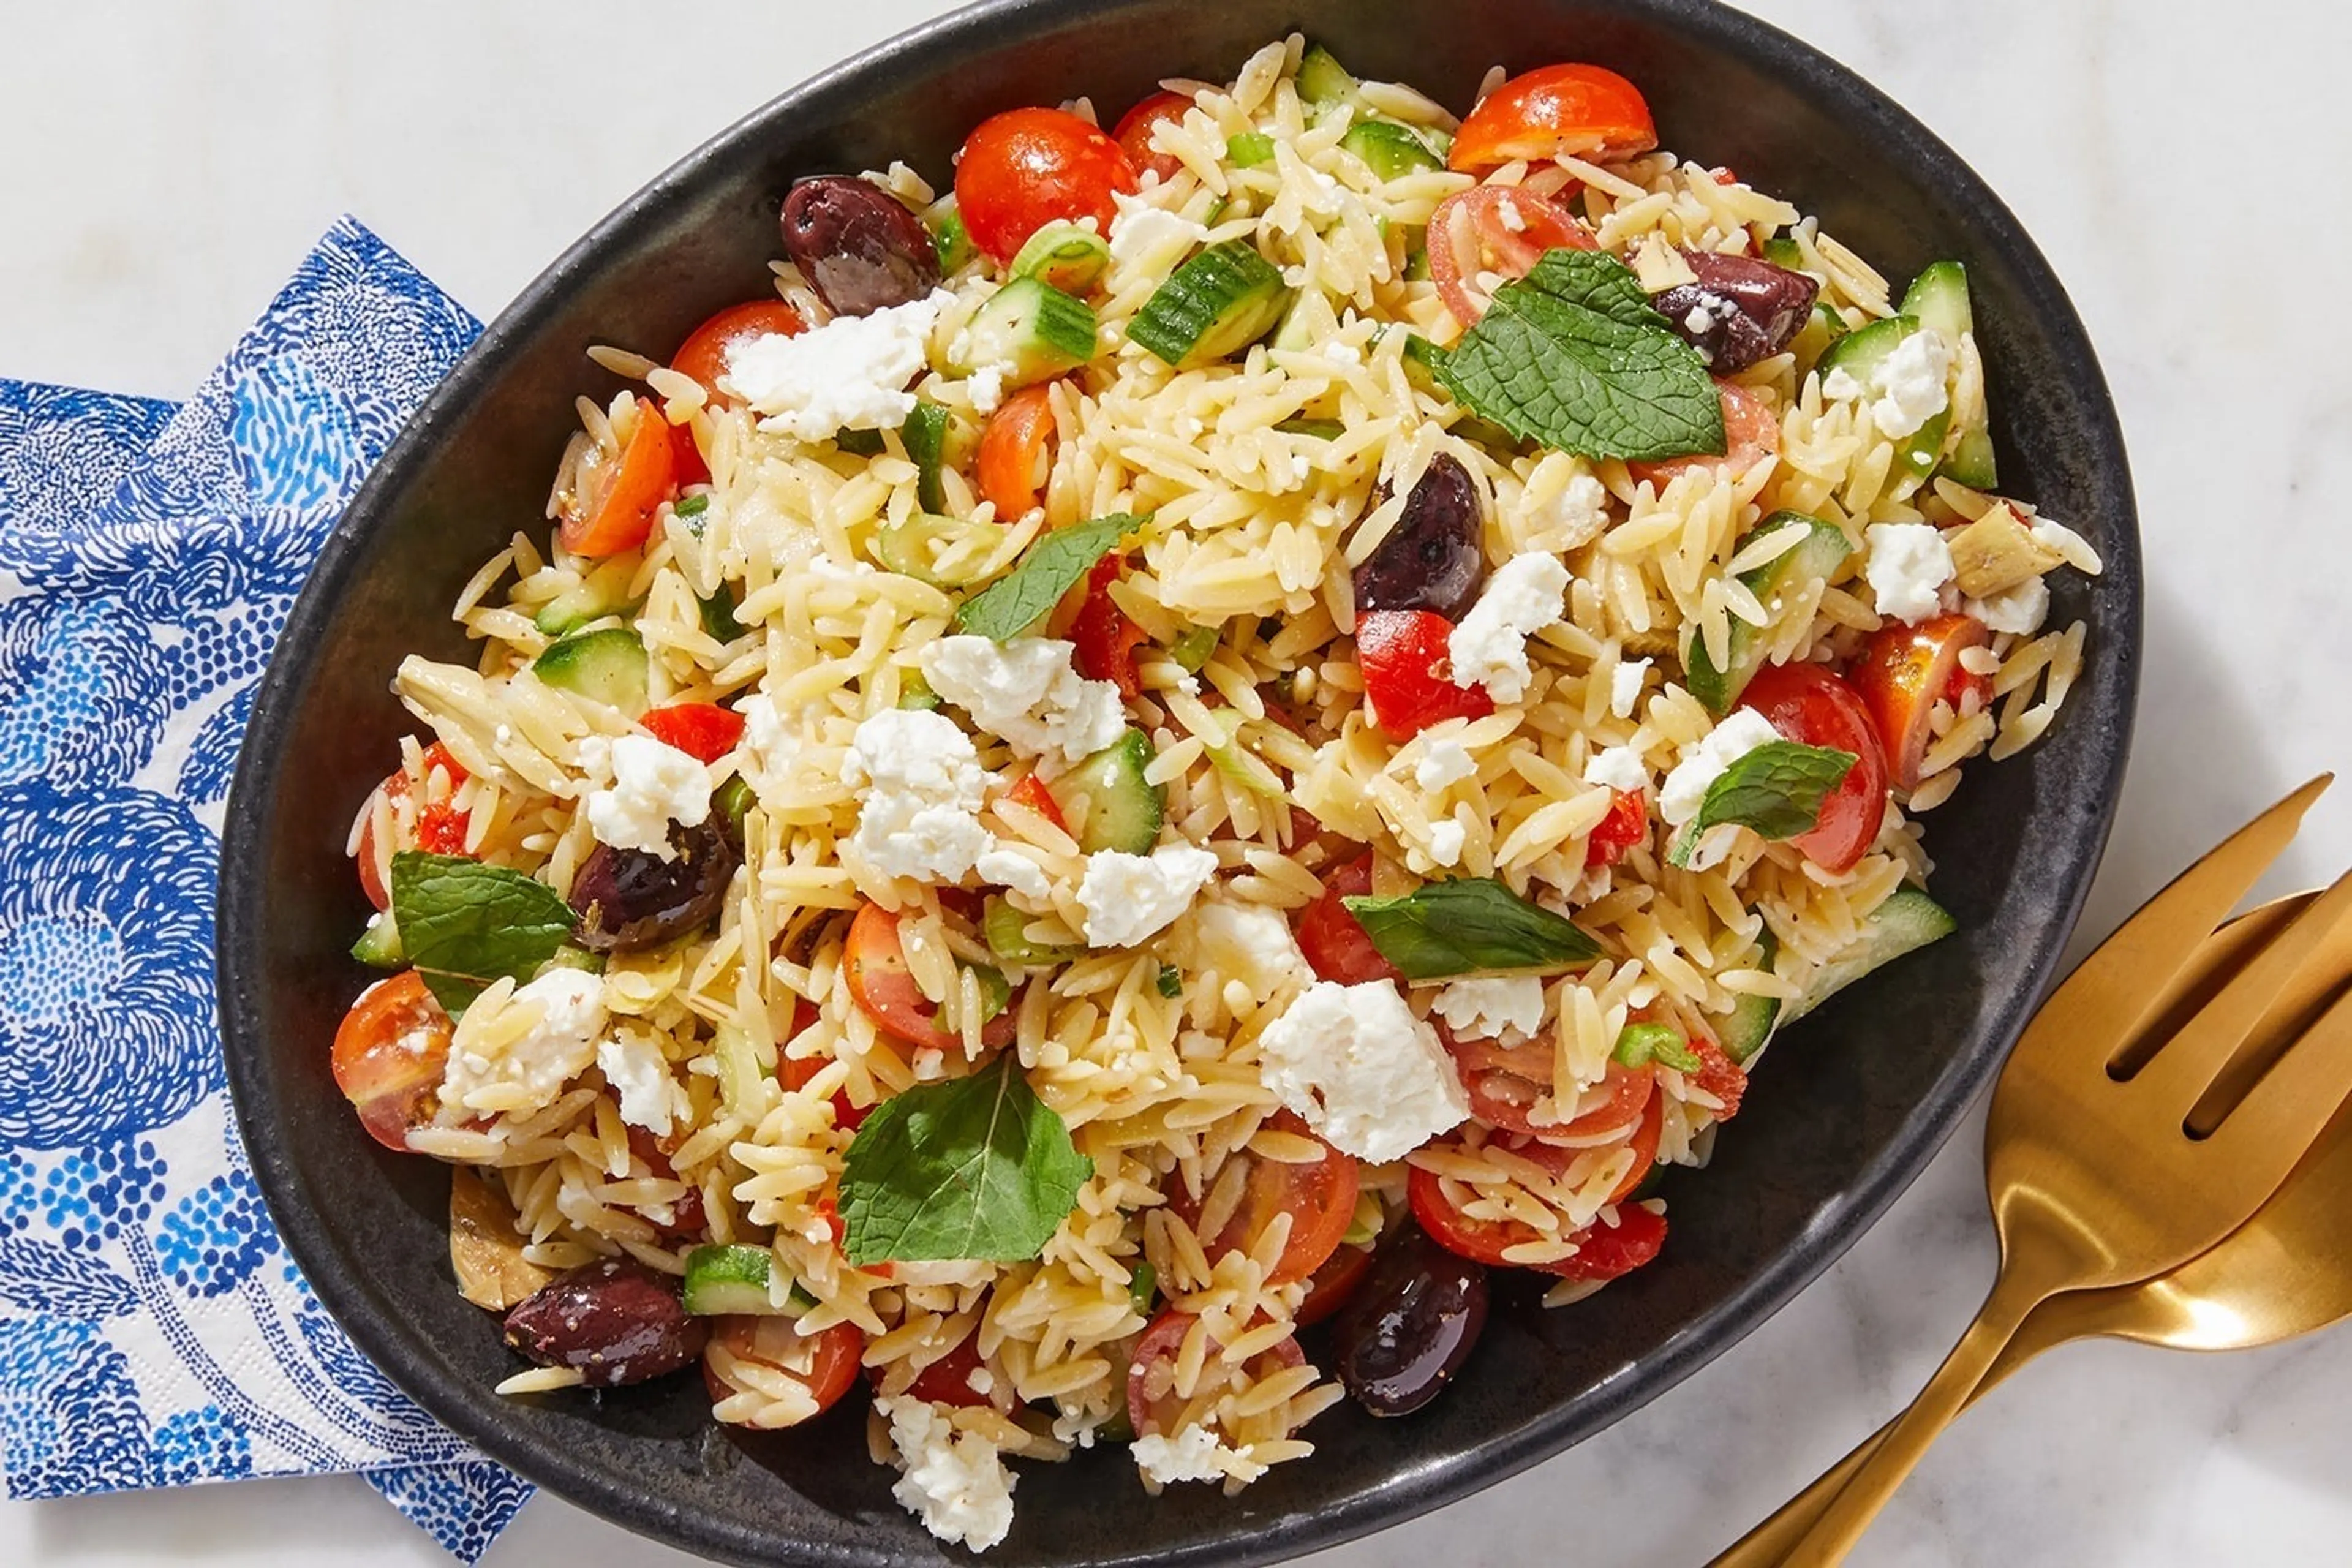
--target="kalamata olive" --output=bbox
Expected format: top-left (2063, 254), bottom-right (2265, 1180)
top-left (780, 175), bottom-right (943, 318)
top-left (502, 1257), bottom-right (706, 1387)
top-left (1332, 1221), bottom-right (1489, 1417)
top-left (570, 818), bottom-right (738, 953)
top-left (1351, 453), bottom-right (1487, 620)
top-left (1653, 250), bottom-right (1820, 374)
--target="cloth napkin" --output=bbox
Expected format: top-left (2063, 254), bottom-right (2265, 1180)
top-left (0, 217), bottom-right (535, 1562)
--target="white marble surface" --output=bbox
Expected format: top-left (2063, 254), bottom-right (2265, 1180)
top-left (6, 1), bottom-right (2350, 1563)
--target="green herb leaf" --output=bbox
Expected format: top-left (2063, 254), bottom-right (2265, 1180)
top-left (835, 426), bottom-right (888, 458)
top-left (698, 586), bottom-right (744, 643)
top-left (1341, 877), bottom-right (1602, 981)
top-left (954, 514), bottom-right (1143, 642)
top-left (1433, 249), bottom-right (1725, 461)
top-left (1612, 1021), bottom-right (1699, 1072)
top-left (1128, 1259), bottom-right (1159, 1316)
top-left (1695, 741), bottom-right (1856, 842)
top-left (388, 852), bottom-right (578, 1015)
top-left (840, 1054), bottom-right (1094, 1265)
top-left (902, 401), bottom-right (950, 514)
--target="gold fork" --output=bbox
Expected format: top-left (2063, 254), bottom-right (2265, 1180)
top-left (1774, 775), bottom-right (2352, 1564)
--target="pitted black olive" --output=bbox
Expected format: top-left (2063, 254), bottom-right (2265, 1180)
top-left (1333, 1221), bottom-right (1490, 1417)
top-left (570, 819), bottom-right (739, 953)
top-left (780, 175), bottom-right (943, 318)
top-left (1351, 452), bottom-right (1487, 620)
top-left (503, 1258), bottom-right (704, 1387)
top-left (1653, 250), bottom-right (1820, 374)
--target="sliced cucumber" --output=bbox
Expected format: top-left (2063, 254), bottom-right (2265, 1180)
top-left (1403, 229), bottom-right (1431, 281)
top-left (1816, 314), bottom-right (1948, 481)
top-left (924, 194), bottom-right (977, 274)
top-left (1126, 241), bottom-right (1291, 368)
top-left (876, 511), bottom-right (1004, 589)
top-left (1199, 709), bottom-right (1284, 797)
top-left (1760, 236), bottom-right (1806, 271)
top-left (967, 963), bottom-right (1014, 1024)
top-left (1295, 43), bottom-right (1362, 119)
top-left (1787, 301), bottom-right (1848, 375)
top-left (899, 668), bottom-right (941, 710)
top-left (713, 774), bottom-right (753, 845)
top-left (533, 627), bottom-right (649, 715)
top-left (1716, 925), bottom-right (1780, 1065)
top-left (533, 556), bottom-right (638, 637)
top-left (984, 894), bottom-right (1083, 966)
top-left (1054, 728), bottom-right (1166, 854)
top-left (1899, 260), bottom-right (1997, 489)
top-left (537, 944), bottom-right (605, 976)
top-left (351, 911), bottom-right (404, 968)
top-left (1341, 119), bottom-right (1442, 181)
top-left (1226, 131), bottom-right (1276, 168)
top-left (682, 1244), bottom-right (813, 1316)
top-left (712, 1022), bottom-right (769, 1118)
top-left (956, 278), bottom-right (1099, 386)
top-left (1778, 888), bottom-right (1958, 1027)
top-left (1167, 624), bottom-right (1219, 672)
top-left (699, 586), bottom-right (745, 644)
top-left (1684, 511), bottom-right (1853, 714)
top-left (1011, 221), bottom-right (1113, 295)
top-left (901, 401), bottom-right (950, 514)
top-left (1269, 286), bottom-right (1338, 355)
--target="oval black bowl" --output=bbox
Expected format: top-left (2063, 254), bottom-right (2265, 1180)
top-left (219, 1), bottom-right (2139, 1562)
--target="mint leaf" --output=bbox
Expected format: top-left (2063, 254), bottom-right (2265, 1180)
top-left (953, 513), bottom-right (1142, 642)
top-left (1341, 876), bottom-right (1602, 981)
top-left (1434, 249), bottom-right (1726, 461)
top-left (389, 852), bottom-right (578, 1015)
top-left (840, 1054), bottom-right (1093, 1265)
top-left (1612, 1020), bottom-right (1700, 1072)
top-left (1700, 741), bottom-right (1856, 839)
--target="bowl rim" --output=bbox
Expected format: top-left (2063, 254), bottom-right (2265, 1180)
top-left (217, 1), bottom-right (2139, 1562)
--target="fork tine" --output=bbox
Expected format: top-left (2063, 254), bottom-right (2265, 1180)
top-left (2109, 889), bottom-right (2321, 1079)
top-left (2190, 892), bottom-right (2352, 1135)
top-left (2205, 981), bottom-right (2352, 1166)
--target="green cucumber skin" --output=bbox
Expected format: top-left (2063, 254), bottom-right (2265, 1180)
top-left (1010, 222), bottom-right (1113, 295)
top-left (984, 895), bottom-right (1081, 965)
top-left (1058, 729), bottom-right (1166, 854)
top-left (1815, 313), bottom-right (1951, 480)
top-left (902, 402), bottom-right (950, 514)
top-left (533, 627), bottom-right (649, 715)
top-left (1716, 926), bottom-right (1781, 1064)
top-left (1940, 425), bottom-right (2000, 490)
top-left (350, 914), bottom-right (404, 968)
top-left (1760, 236), bottom-right (1806, 270)
top-left (1341, 120), bottom-right (1442, 181)
top-left (1684, 513), bottom-right (1853, 714)
top-left (1226, 132), bottom-right (1276, 168)
top-left (1295, 44), bottom-right (1360, 113)
top-left (963, 279), bottom-right (1099, 384)
top-left (1779, 888), bottom-right (1956, 1027)
top-left (1126, 241), bottom-right (1291, 367)
top-left (1900, 260), bottom-right (1999, 490)
top-left (533, 557), bottom-right (638, 637)
top-left (682, 1243), bottom-right (778, 1316)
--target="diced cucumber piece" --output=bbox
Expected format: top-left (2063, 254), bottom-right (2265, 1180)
top-left (699, 586), bottom-right (745, 644)
top-left (1126, 241), bottom-right (1292, 368)
top-left (1816, 314), bottom-right (1949, 481)
top-left (1684, 511), bottom-right (1853, 714)
top-left (899, 669), bottom-right (941, 710)
top-left (924, 194), bottom-right (977, 274)
top-left (533, 556), bottom-right (638, 636)
top-left (712, 1022), bottom-right (769, 1118)
top-left (876, 512), bottom-right (1004, 589)
top-left (1167, 624), bottom-right (1219, 672)
top-left (1787, 301), bottom-right (1848, 375)
top-left (1341, 119), bottom-right (1442, 181)
top-left (1200, 195), bottom-right (1229, 228)
top-left (1716, 925), bottom-right (1780, 1065)
top-left (533, 627), bottom-right (649, 715)
top-left (682, 1244), bottom-right (813, 1316)
top-left (1940, 420), bottom-right (1999, 491)
top-left (901, 401), bottom-right (951, 514)
top-left (956, 279), bottom-right (1099, 385)
top-left (1276, 417), bottom-right (1346, 440)
top-left (835, 426), bottom-right (888, 458)
top-left (1778, 888), bottom-right (1958, 1027)
top-left (350, 911), bottom-right (404, 968)
top-left (1011, 221), bottom-right (1113, 295)
top-left (1270, 287), bottom-right (1338, 355)
top-left (984, 894), bottom-right (1082, 966)
top-left (713, 774), bottom-right (753, 846)
top-left (537, 944), bottom-right (605, 976)
top-left (1899, 260), bottom-right (1998, 489)
top-left (1760, 236), bottom-right (1805, 271)
top-left (1227, 131), bottom-right (1276, 168)
top-left (968, 963), bottom-right (1014, 1024)
top-left (1295, 43), bottom-right (1362, 118)
top-left (1054, 728), bottom-right (1166, 854)
top-left (1199, 709), bottom-right (1284, 797)
top-left (1403, 229), bottom-right (1431, 281)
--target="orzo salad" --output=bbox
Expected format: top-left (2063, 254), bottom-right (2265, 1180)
top-left (336, 36), bottom-right (2098, 1552)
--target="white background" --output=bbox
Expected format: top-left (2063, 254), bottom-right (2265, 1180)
top-left (6, 1), bottom-right (2351, 1563)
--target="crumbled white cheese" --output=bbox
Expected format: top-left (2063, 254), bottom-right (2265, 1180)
top-left (1659, 708), bottom-right (1783, 827)
top-left (1494, 198), bottom-right (1527, 233)
top-left (1132, 1424), bottom-right (1262, 1486)
top-left (1107, 191), bottom-right (1209, 268)
top-left (843, 708), bottom-right (992, 883)
top-left (1414, 737), bottom-right (1477, 792)
top-left (1966, 575), bottom-right (2051, 636)
top-left (439, 969), bottom-right (606, 1118)
top-left (1610, 658), bottom-right (1651, 719)
top-left (723, 290), bottom-right (948, 442)
top-left (1427, 818), bottom-right (1467, 867)
top-left (1867, 328), bottom-right (1951, 439)
top-left (976, 847), bottom-right (1054, 902)
top-left (1432, 974), bottom-right (1548, 1041)
top-left (966, 1367), bottom-right (995, 1397)
top-left (1684, 304), bottom-right (1716, 336)
top-left (919, 635), bottom-right (1127, 766)
top-left (1864, 522), bottom-right (1955, 625)
top-left (1079, 845), bottom-right (1221, 948)
top-left (965, 363), bottom-right (1006, 417)
top-left (1256, 980), bottom-right (1469, 1162)
top-left (1820, 366), bottom-right (1866, 402)
top-left (1532, 469), bottom-right (1610, 549)
top-left (1583, 745), bottom-right (1651, 796)
top-left (736, 692), bottom-right (804, 805)
top-left (1187, 902), bottom-right (1311, 998)
top-left (597, 1025), bottom-right (686, 1137)
top-left (1448, 553), bottom-right (1570, 703)
top-left (878, 1396), bottom-right (1016, 1553)
top-left (584, 735), bottom-right (712, 860)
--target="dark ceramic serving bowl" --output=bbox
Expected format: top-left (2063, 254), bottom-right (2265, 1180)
top-left (219, 1), bottom-right (2139, 1562)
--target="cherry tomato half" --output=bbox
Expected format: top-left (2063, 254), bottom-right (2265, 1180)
top-left (1294, 853), bottom-right (1404, 986)
top-left (1071, 556), bottom-right (1149, 699)
top-left (562, 399), bottom-right (677, 558)
top-left (1735, 662), bottom-right (1890, 873)
top-left (975, 382), bottom-right (1058, 521)
top-left (1126, 1308), bottom-right (1305, 1439)
top-left (354, 743), bottom-right (472, 910)
top-left (1449, 63), bottom-right (1659, 172)
top-left (1850, 612), bottom-right (1991, 790)
top-left (1295, 1242), bottom-right (1375, 1328)
top-left (1409, 1139), bottom-right (1667, 1281)
top-left (955, 107), bottom-right (1139, 265)
top-left (703, 1315), bottom-right (864, 1420)
top-left (331, 972), bottom-right (453, 1152)
top-left (1585, 786), bottom-right (1649, 869)
top-left (867, 1322), bottom-right (994, 1408)
top-left (671, 299), bottom-right (807, 401)
top-left (1113, 90), bottom-right (1194, 186)
top-left (641, 703), bottom-right (747, 765)
top-left (1002, 771), bottom-right (1071, 835)
top-left (625, 1125), bottom-right (708, 1240)
top-left (1170, 1110), bottom-right (1358, 1286)
top-left (1425, 185), bottom-right (1597, 327)
top-left (843, 902), bottom-right (1019, 1055)
top-left (1439, 1027), bottom-right (1557, 1137)
top-left (1355, 608), bottom-right (1495, 739)
top-left (1627, 379), bottom-right (1781, 489)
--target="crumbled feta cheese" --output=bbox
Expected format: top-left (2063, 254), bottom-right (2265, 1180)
top-left (1414, 737), bottom-right (1477, 792)
top-left (1659, 709), bottom-right (1782, 827)
top-left (439, 969), bottom-right (606, 1118)
top-left (1108, 192), bottom-right (1210, 267)
top-left (1257, 980), bottom-right (1469, 1161)
top-left (1132, 1424), bottom-right (1262, 1486)
top-left (1583, 745), bottom-right (1651, 796)
top-left (966, 1367), bottom-right (995, 1397)
top-left (1432, 974), bottom-right (1548, 1041)
top-left (1427, 818), bottom-right (1467, 867)
top-left (723, 290), bottom-right (949, 443)
top-left (736, 692), bottom-right (804, 805)
top-left (976, 847), bottom-right (1054, 902)
top-left (1079, 845), bottom-right (1220, 948)
top-left (585, 735), bottom-right (712, 859)
top-left (966, 363), bottom-right (1006, 417)
top-left (1610, 658), bottom-right (1651, 719)
top-left (1449, 554), bottom-right (1570, 703)
top-left (1966, 575), bottom-right (2051, 636)
top-left (919, 635), bottom-right (1127, 765)
top-left (843, 709), bottom-right (991, 883)
top-left (878, 1396), bottom-right (1016, 1553)
top-left (1867, 328), bottom-right (1951, 439)
top-left (1864, 522), bottom-right (1955, 625)
top-left (1495, 198), bottom-right (1527, 233)
top-left (598, 1025), bottom-right (686, 1136)
top-left (1531, 469), bottom-right (1610, 549)
top-left (1188, 902), bottom-right (1311, 997)
top-left (1684, 304), bottom-right (1716, 336)
top-left (1820, 366), bottom-right (1866, 402)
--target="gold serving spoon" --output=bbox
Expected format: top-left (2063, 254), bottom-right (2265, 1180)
top-left (1714, 888), bottom-right (2352, 1565)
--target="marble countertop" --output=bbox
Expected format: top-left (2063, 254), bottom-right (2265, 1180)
top-left (6, 1), bottom-right (2350, 1563)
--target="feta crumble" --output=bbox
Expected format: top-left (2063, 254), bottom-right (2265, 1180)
top-left (1257, 980), bottom-right (1470, 1162)
top-left (843, 709), bottom-right (991, 883)
top-left (736, 692), bottom-right (804, 805)
top-left (878, 1396), bottom-right (1016, 1553)
top-left (439, 969), bottom-right (606, 1118)
top-left (723, 290), bottom-right (949, 443)
top-left (1610, 657), bottom-right (1651, 719)
top-left (1414, 737), bottom-right (1477, 792)
top-left (1133, 1424), bottom-right (1262, 1487)
top-left (1431, 974), bottom-right (1547, 1041)
top-left (1427, 818), bottom-right (1467, 867)
top-left (1107, 191), bottom-right (1210, 268)
top-left (585, 735), bottom-right (712, 859)
top-left (1187, 902), bottom-right (1311, 998)
top-left (920, 635), bottom-right (1126, 765)
top-left (1864, 522), bottom-right (1955, 625)
top-left (1824, 328), bottom-right (1951, 440)
top-left (965, 363), bottom-right (1006, 417)
top-left (1449, 553), bottom-right (1570, 703)
top-left (1532, 470), bottom-right (1610, 549)
top-left (1079, 845), bottom-right (1221, 948)
top-left (976, 846), bottom-right (1054, 903)
top-left (1966, 574), bottom-right (2051, 636)
top-left (1659, 708), bottom-right (1782, 827)
top-left (1583, 744), bottom-right (1651, 797)
top-left (597, 1025), bottom-right (687, 1136)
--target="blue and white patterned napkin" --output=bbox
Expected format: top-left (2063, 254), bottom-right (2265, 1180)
top-left (0, 217), bottom-right (535, 1563)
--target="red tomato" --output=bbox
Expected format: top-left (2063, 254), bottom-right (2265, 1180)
top-left (779, 1012), bottom-right (870, 1134)
top-left (1113, 90), bottom-right (1193, 186)
top-left (331, 973), bottom-right (452, 1152)
top-left (641, 703), bottom-right (746, 764)
top-left (562, 401), bottom-right (676, 558)
top-left (354, 744), bottom-right (472, 910)
top-left (843, 902), bottom-right (1019, 1055)
top-left (1585, 786), bottom-right (1648, 869)
top-left (955, 107), bottom-right (1139, 264)
top-left (665, 413), bottom-right (709, 489)
top-left (1071, 556), bottom-right (1148, 699)
top-left (1126, 1308), bottom-right (1305, 1438)
top-left (1002, 771), bottom-right (1071, 835)
top-left (1295, 1243), bottom-right (1374, 1327)
top-left (1628, 380), bottom-right (1781, 488)
top-left (1735, 662), bottom-right (1891, 873)
top-left (1169, 1110), bottom-right (1358, 1286)
top-left (1449, 63), bottom-right (1659, 172)
top-left (703, 1316), bottom-right (864, 1418)
top-left (1355, 609), bottom-right (1495, 739)
top-left (1409, 1140), bottom-right (1668, 1280)
top-left (1545, 1060), bottom-right (1657, 1144)
top-left (671, 300), bottom-right (807, 402)
top-left (625, 1125), bottom-right (708, 1240)
top-left (1406, 1151), bottom-right (1536, 1268)
top-left (975, 382), bottom-right (1058, 521)
top-left (1440, 1027), bottom-right (1556, 1137)
top-left (1683, 1029), bottom-right (1747, 1123)
top-left (867, 1324), bottom-right (993, 1408)
top-left (1849, 613), bottom-right (1992, 790)
top-left (1295, 853), bottom-right (1404, 986)
top-left (1608, 1090), bottom-right (1667, 1204)
top-left (1548, 1204), bottom-right (1668, 1282)
top-left (1425, 185), bottom-right (1597, 326)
